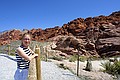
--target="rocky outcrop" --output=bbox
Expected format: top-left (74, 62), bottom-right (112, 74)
top-left (0, 29), bottom-right (21, 45)
top-left (0, 11), bottom-right (120, 57)
top-left (53, 11), bottom-right (120, 57)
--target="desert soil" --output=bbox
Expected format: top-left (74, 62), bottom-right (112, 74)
top-left (51, 59), bottom-right (116, 80)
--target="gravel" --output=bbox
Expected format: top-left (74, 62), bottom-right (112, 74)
top-left (0, 54), bottom-right (16, 80)
top-left (0, 54), bottom-right (80, 80)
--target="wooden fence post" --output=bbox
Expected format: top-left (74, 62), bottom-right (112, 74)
top-left (35, 45), bottom-right (41, 80)
top-left (28, 46), bottom-right (36, 80)
top-left (45, 47), bottom-right (48, 62)
top-left (77, 50), bottom-right (82, 76)
top-left (77, 53), bottom-right (80, 76)
top-left (8, 44), bottom-right (10, 55)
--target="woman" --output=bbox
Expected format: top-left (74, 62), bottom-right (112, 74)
top-left (14, 33), bottom-right (38, 80)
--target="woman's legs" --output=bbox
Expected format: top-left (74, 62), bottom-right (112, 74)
top-left (14, 68), bottom-right (28, 80)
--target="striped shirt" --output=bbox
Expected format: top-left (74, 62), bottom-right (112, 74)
top-left (16, 45), bottom-right (32, 69)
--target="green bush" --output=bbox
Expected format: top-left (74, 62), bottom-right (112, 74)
top-left (69, 55), bottom-right (77, 62)
top-left (101, 61), bottom-right (115, 75)
top-left (50, 56), bottom-right (63, 61)
top-left (101, 60), bottom-right (120, 75)
top-left (69, 55), bottom-right (87, 62)
top-left (79, 56), bottom-right (87, 62)
top-left (114, 61), bottom-right (120, 74)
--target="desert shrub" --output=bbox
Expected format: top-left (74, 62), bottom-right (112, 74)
top-left (50, 56), bottom-right (63, 61)
top-left (101, 61), bottom-right (115, 75)
top-left (9, 53), bottom-right (16, 56)
top-left (69, 54), bottom-right (77, 62)
top-left (114, 61), bottom-right (120, 74)
top-left (69, 55), bottom-right (87, 62)
top-left (101, 60), bottom-right (120, 75)
top-left (79, 56), bottom-right (87, 62)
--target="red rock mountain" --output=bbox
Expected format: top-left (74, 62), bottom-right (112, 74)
top-left (0, 11), bottom-right (120, 57)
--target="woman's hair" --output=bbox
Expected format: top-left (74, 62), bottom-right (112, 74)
top-left (21, 33), bottom-right (32, 40)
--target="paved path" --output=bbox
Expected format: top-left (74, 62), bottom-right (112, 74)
top-left (0, 54), bottom-right (80, 80)
top-left (0, 54), bottom-right (16, 80)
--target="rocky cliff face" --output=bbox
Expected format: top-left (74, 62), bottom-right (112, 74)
top-left (0, 11), bottom-right (120, 57)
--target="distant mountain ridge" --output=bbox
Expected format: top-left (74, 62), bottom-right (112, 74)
top-left (0, 10), bottom-right (120, 57)
top-left (0, 30), bottom-right (9, 34)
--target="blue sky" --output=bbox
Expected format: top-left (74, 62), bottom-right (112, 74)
top-left (0, 0), bottom-right (120, 32)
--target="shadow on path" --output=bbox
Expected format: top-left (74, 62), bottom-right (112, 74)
top-left (62, 73), bottom-right (75, 76)
top-left (0, 54), bottom-right (17, 62)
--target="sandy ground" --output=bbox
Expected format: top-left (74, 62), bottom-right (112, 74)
top-left (51, 59), bottom-right (116, 80)
top-left (0, 54), bottom-right (80, 80)
top-left (0, 53), bottom-right (118, 80)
